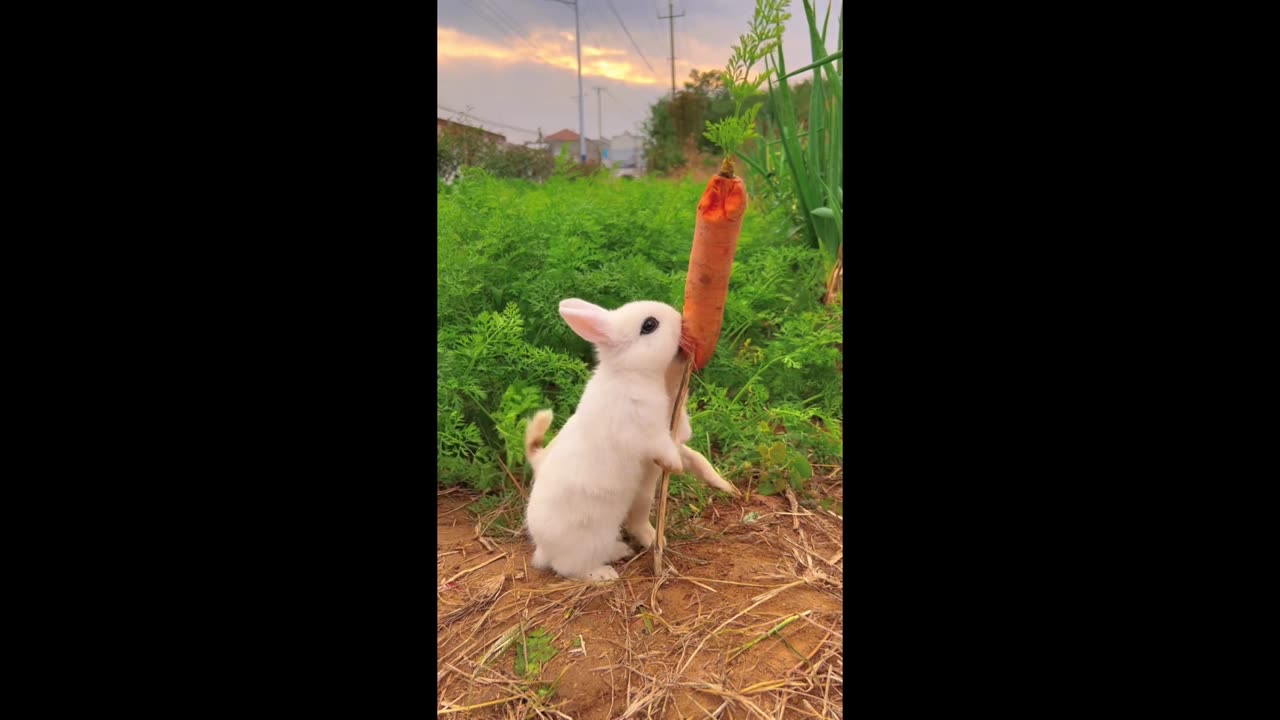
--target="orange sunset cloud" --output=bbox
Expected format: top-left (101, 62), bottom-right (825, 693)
top-left (438, 26), bottom-right (658, 86)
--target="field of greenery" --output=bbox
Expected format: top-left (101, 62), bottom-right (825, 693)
top-left (437, 0), bottom-right (842, 533)
top-left (437, 167), bottom-right (843, 530)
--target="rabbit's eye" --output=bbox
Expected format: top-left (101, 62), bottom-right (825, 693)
top-left (640, 317), bottom-right (659, 335)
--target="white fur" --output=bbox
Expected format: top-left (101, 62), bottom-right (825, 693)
top-left (524, 298), bottom-right (733, 583)
top-left (524, 409), bottom-right (554, 472)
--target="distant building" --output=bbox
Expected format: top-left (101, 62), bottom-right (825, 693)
top-left (544, 129), bottom-right (610, 165)
top-left (437, 117), bottom-right (506, 145)
top-left (608, 132), bottom-right (646, 176)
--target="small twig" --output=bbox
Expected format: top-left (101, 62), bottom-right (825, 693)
top-left (689, 695), bottom-right (719, 719)
top-left (675, 576), bottom-right (787, 588)
top-left (739, 678), bottom-right (794, 694)
top-left (606, 656), bottom-right (617, 720)
top-left (787, 630), bottom-right (833, 674)
top-left (620, 547), bottom-right (650, 570)
top-left (727, 611), bottom-right (811, 661)
top-left (649, 573), bottom-right (665, 616)
top-left (670, 568), bottom-right (718, 593)
top-left (437, 694), bottom-right (523, 715)
top-left (443, 554), bottom-right (505, 585)
top-left (639, 609), bottom-right (677, 634)
top-left (680, 580), bottom-right (806, 674)
top-left (494, 455), bottom-right (527, 501)
top-left (785, 487), bottom-right (800, 532)
top-left (439, 499), bottom-right (478, 518)
top-left (778, 634), bottom-right (813, 668)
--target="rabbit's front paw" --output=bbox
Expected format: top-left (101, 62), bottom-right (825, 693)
top-left (655, 444), bottom-right (683, 474)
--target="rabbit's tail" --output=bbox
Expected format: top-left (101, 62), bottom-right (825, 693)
top-left (524, 409), bottom-right (554, 471)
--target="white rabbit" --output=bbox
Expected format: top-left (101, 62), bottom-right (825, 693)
top-left (523, 298), bottom-right (737, 583)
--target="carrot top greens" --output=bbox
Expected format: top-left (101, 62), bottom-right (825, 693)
top-left (702, 0), bottom-right (792, 164)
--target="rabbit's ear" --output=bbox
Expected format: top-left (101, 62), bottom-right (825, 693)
top-left (559, 299), bottom-right (613, 345)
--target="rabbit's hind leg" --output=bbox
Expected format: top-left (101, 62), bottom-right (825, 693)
top-left (583, 565), bottom-right (620, 582)
top-left (531, 545), bottom-right (551, 570)
top-left (605, 538), bottom-right (634, 563)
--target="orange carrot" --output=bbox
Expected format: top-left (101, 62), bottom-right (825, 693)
top-left (656, 164), bottom-right (749, 577)
top-left (682, 168), bottom-right (748, 370)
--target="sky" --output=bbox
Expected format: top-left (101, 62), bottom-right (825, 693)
top-left (437, 0), bottom-right (841, 145)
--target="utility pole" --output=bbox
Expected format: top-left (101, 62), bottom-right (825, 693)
top-left (547, 0), bottom-right (586, 164)
top-left (658, 1), bottom-right (685, 100)
top-left (594, 86), bottom-right (604, 140)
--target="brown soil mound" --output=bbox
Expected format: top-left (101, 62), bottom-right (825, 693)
top-left (437, 486), bottom-right (844, 719)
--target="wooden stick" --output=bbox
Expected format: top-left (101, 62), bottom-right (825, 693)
top-left (654, 357), bottom-right (694, 576)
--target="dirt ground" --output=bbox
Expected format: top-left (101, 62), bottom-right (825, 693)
top-left (436, 482), bottom-right (843, 719)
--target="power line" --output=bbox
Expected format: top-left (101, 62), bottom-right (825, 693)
top-left (568, 6), bottom-right (640, 139)
top-left (580, 0), bottom-right (663, 89)
top-left (436, 104), bottom-right (541, 136)
top-left (648, 1), bottom-right (663, 32)
top-left (545, 0), bottom-right (587, 164)
top-left (576, 0), bottom-right (595, 44)
top-left (482, 0), bottom-right (529, 37)
top-left (461, 0), bottom-right (517, 43)
top-left (462, 0), bottom-right (552, 65)
top-left (482, 0), bottom-right (553, 60)
top-left (467, 0), bottom-right (526, 46)
top-left (604, 87), bottom-right (635, 113)
top-left (602, 0), bottom-right (655, 74)
top-left (603, 88), bottom-right (648, 134)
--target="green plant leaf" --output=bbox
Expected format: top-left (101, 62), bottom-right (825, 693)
top-left (788, 454), bottom-right (812, 490)
top-left (757, 478), bottom-right (778, 496)
top-left (514, 628), bottom-right (558, 679)
top-left (811, 207), bottom-right (835, 219)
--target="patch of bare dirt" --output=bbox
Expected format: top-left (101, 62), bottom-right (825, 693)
top-left (436, 485), bottom-right (844, 719)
